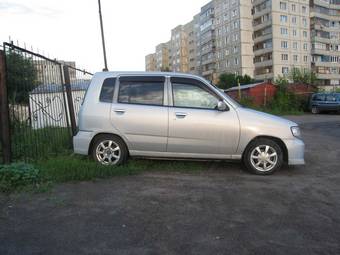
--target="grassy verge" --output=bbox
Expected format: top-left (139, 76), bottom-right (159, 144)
top-left (1, 155), bottom-right (208, 193)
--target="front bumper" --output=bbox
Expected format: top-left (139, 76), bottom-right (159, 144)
top-left (283, 138), bottom-right (305, 165)
top-left (73, 131), bottom-right (94, 155)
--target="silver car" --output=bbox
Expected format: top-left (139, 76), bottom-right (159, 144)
top-left (74, 72), bottom-right (305, 175)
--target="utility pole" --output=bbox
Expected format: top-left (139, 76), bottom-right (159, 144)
top-left (98, 0), bottom-right (108, 71)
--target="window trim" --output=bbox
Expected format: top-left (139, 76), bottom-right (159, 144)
top-left (116, 76), bottom-right (166, 107)
top-left (169, 77), bottom-right (224, 111)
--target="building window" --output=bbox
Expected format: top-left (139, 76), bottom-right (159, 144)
top-left (233, 46), bottom-right (238, 53)
top-left (292, 4), bottom-right (296, 12)
top-left (280, 15), bottom-right (288, 23)
top-left (282, 54), bottom-right (289, 61)
top-left (302, 6), bottom-right (307, 13)
top-left (293, 55), bottom-right (298, 62)
top-left (303, 18), bottom-right (307, 27)
top-left (292, 16), bottom-right (297, 24)
top-left (303, 43), bottom-right (308, 50)
top-left (282, 67), bottom-right (289, 74)
top-left (280, 2), bottom-right (287, 10)
top-left (233, 21), bottom-right (238, 29)
top-left (232, 9), bottom-right (237, 17)
top-left (293, 42), bottom-right (298, 49)
top-left (293, 29), bottom-right (297, 37)
top-left (304, 56), bottom-right (308, 62)
top-left (234, 58), bottom-right (239, 65)
top-left (226, 60), bottom-right (229, 67)
top-left (303, 31), bottom-right (308, 37)
top-left (281, 41), bottom-right (288, 49)
top-left (281, 27), bottom-right (288, 35)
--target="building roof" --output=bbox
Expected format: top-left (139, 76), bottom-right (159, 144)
top-left (225, 82), bottom-right (271, 92)
top-left (30, 80), bottom-right (90, 94)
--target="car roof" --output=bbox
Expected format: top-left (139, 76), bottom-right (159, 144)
top-left (92, 71), bottom-right (208, 81)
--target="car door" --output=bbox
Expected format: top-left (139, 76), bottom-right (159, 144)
top-left (325, 94), bottom-right (338, 111)
top-left (314, 94), bottom-right (326, 110)
top-left (167, 77), bottom-right (240, 157)
top-left (110, 76), bottom-right (168, 152)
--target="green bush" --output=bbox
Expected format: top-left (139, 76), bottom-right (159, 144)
top-left (0, 163), bottom-right (41, 192)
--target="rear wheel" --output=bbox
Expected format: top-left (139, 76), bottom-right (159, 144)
top-left (311, 106), bottom-right (319, 114)
top-left (243, 138), bottom-right (283, 175)
top-left (91, 134), bottom-right (128, 166)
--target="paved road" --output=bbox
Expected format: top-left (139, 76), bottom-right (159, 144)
top-left (1, 114), bottom-right (340, 255)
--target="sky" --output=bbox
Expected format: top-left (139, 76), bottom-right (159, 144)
top-left (0, 0), bottom-right (208, 73)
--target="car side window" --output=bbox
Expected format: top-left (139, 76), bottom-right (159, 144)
top-left (171, 79), bottom-right (220, 110)
top-left (326, 95), bottom-right (336, 102)
top-left (99, 78), bottom-right (116, 103)
top-left (313, 94), bottom-right (325, 101)
top-left (118, 78), bottom-right (164, 106)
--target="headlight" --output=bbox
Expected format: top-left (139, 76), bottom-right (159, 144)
top-left (291, 126), bottom-right (301, 138)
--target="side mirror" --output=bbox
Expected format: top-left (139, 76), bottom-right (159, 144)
top-left (217, 101), bottom-right (228, 111)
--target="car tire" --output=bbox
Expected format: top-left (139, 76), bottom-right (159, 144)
top-left (311, 106), bottom-right (319, 114)
top-left (243, 138), bottom-right (284, 175)
top-left (91, 134), bottom-right (128, 166)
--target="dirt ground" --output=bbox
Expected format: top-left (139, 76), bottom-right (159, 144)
top-left (1, 114), bottom-right (340, 255)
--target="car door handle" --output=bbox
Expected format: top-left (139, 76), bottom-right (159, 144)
top-left (175, 112), bottom-right (187, 118)
top-left (114, 109), bottom-right (126, 114)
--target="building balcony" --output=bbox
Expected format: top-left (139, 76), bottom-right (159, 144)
top-left (202, 69), bottom-right (215, 76)
top-left (313, 0), bottom-right (340, 10)
top-left (253, 20), bottom-right (272, 32)
top-left (310, 11), bottom-right (340, 21)
top-left (201, 58), bottom-right (216, 66)
top-left (252, 0), bottom-right (268, 6)
top-left (253, 33), bottom-right (272, 44)
top-left (253, 48), bottom-right (273, 56)
top-left (313, 61), bottom-right (340, 67)
top-left (312, 36), bottom-right (333, 44)
top-left (317, 73), bottom-right (340, 79)
top-left (312, 23), bottom-right (340, 32)
top-left (252, 7), bottom-right (271, 20)
top-left (254, 59), bottom-right (273, 68)
top-left (312, 48), bottom-right (340, 56)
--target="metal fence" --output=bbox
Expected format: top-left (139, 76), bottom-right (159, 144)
top-left (0, 42), bottom-right (92, 163)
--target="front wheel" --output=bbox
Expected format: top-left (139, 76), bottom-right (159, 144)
top-left (243, 138), bottom-right (283, 175)
top-left (91, 134), bottom-right (128, 166)
top-left (311, 106), bottom-right (319, 114)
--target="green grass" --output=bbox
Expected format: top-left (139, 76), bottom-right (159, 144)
top-left (0, 155), bottom-right (207, 193)
top-left (10, 126), bottom-right (71, 161)
top-left (36, 155), bottom-right (207, 183)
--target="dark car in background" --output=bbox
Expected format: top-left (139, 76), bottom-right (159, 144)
top-left (310, 93), bottom-right (340, 114)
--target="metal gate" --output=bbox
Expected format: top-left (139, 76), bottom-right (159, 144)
top-left (0, 42), bottom-right (92, 163)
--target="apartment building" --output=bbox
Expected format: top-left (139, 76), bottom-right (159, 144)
top-left (169, 25), bottom-right (190, 73)
top-left (186, 15), bottom-right (200, 75)
top-left (145, 0), bottom-right (340, 89)
top-left (310, 0), bottom-right (340, 90)
top-left (155, 42), bottom-right (170, 71)
top-left (145, 53), bottom-right (156, 71)
top-left (253, 0), bottom-right (311, 81)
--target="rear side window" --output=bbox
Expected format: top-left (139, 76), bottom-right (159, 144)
top-left (118, 77), bottom-right (164, 106)
top-left (99, 78), bottom-right (116, 103)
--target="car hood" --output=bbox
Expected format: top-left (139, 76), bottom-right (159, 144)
top-left (235, 107), bottom-right (298, 139)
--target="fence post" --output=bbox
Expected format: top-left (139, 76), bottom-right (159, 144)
top-left (0, 50), bottom-right (12, 164)
top-left (63, 65), bottom-right (77, 137)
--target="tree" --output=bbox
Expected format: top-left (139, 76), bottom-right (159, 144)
top-left (218, 73), bottom-right (255, 90)
top-left (6, 51), bottom-right (37, 104)
top-left (218, 73), bottom-right (237, 89)
top-left (288, 67), bottom-right (318, 85)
